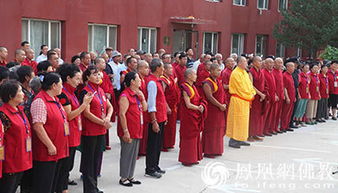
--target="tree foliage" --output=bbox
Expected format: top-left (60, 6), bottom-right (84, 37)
top-left (273, 0), bottom-right (338, 57)
top-left (320, 45), bottom-right (338, 60)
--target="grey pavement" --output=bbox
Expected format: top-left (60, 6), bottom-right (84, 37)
top-left (68, 119), bottom-right (338, 193)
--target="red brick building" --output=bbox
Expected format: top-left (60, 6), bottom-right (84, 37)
top-left (0, 0), bottom-right (296, 61)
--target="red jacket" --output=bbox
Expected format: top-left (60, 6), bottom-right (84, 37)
top-left (32, 90), bottom-right (69, 161)
top-left (0, 104), bottom-right (32, 173)
top-left (262, 69), bottom-right (277, 103)
top-left (283, 72), bottom-right (296, 102)
top-left (21, 58), bottom-right (38, 74)
top-left (272, 68), bottom-right (285, 100)
top-left (117, 88), bottom-right (143, 139)
top-left (221, 68), bottom-right (232, 105)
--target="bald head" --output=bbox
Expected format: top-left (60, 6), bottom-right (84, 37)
top-left (274, 57), bottom-right (284, 70)
top-left (15, 49), bottom-right (26, 63)
top-left (237, 56), bottom-right (248, 69)
top-left (225, 57), bottom-right (235, 69)
top-left (25, 48), bottom-right (35, 60)
top-left (265, 58), bottom-right (274, 70)
top-left (252, 56), bottom-right (262, 69)
top-left (0, 47), bottom-right (8, 60)
top-left (184, 68), bottom-right (196, 79)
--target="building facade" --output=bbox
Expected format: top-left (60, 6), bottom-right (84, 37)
top-left (0, 0), bottom-right (294, 61)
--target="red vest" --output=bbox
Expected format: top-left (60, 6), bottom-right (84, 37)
top-left (298, 72), bottom-right (311, 99)
top-left (327, 70), bottom-right (338, 94)
top-left (319, 73), bottom-right (329, 99)
top-left (0, 104), bottom-right (32, 173)
top-left (82, 82), bottom-right (108, 136)
top-left (145, 74), bottom-right (167, 123)
top-left (117, 88), bottom-right (143, 139)
top-left (33, 90), bottom-right (69, 161)
top-left (309, 73), bottom-right (321, 100)
top-left (62, 83), bottom-right (82, 147)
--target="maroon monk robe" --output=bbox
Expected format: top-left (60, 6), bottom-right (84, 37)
top-left (174, 64), bottom-right (187, 87)
top-left (249, 67), bottom-right (265, 137)
top-left (160, 75), bottom-right (180, 149)
top-left (281, 71), bottom-right (296, 130)
top-left (272, 68), bottom-right (285, 132)
top-left (196, 64), bottom-right (210, 97)
top-left (179, 82), bottom-right (207, 164)
top-left (138, 75), bottom-right (148, 156)
top-left (221, 68), bottom-right (233, 133)
top-left (202, 77), bottom-right (225, 156)
top-left (262, 68), bottom-right (277, 134)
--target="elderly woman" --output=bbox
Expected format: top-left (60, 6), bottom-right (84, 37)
top-left (30, 72), bottom-right (69, 193)
top-left (118, 72), bottom-right (147, 187)
top-left (80, 65), bottom-right (113, 193)
top-left (0, 80), bottom-right (32, 193)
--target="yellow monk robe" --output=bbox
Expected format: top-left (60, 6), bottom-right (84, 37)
top-left (226, 67), bottom-right (256, 141)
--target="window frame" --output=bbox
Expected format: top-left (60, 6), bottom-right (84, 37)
top-left (278, 0), bottom-right (288, 11)
top-left (231, 33), bottom-right (245, 56)
top-left (203, 32), bottom-right (219, 54)
top-left (138, 27), bottom-right (157, 53)
top-left (88, 23), bottom-right (117, 53)
top-left (255, 35), bottom-right (268, 57)
top-left (22, 18), bottom-right (61, 50)
top-left (276, 42), bottom-right (285, 57)
top-left (257, 0), bottom-right (269, 10)
top-left (233, 0), bottom-right (246, 6)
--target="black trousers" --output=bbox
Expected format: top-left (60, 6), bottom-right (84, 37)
top-left (0, 172), bottom-right (24, 193)
top-left (20, 168), bottom-right (33, 193)
top-left (317, 98), bottom-right (329, 119)
top-left (55, 147), bottom-right (76, 192)
top-left (81, 135), bottom-right (104, 193)
top-left (146, 122), bottom-right (165, 174)
top-left (32, 160), bottom-right (62, 193)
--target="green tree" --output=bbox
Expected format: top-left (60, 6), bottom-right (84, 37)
top-left (273, 0), bottom-right (338, 57)
top-left (320, 45), bottom-right (338, 60)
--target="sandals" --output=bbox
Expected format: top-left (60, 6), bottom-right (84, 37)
top-left (119, 179), bottom-right (133, 187)
top-left (128, 178), bottom-right (141, 185)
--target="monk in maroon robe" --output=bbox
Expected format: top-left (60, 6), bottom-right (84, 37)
top-left (262, 58), bottom-right (278, 135)
top-left (174, 54), bottom-right (188, 86)
top-left (202, 64), bottom-right (226, 158)
top-left (179, 68), bottom-right (207, 166)
top-left (281, 62), bottom-right (296, 131)
top-left (221, 58), bottom-right (235, 133)
top-left (196, 60), bottom-right (212, 97)
top-left (272, 58), bottom-right (285, 133)
top-left (137, 60), bottom-right (150, 156)
top-left (248, 56), bottom-right (266, 141)
top-left (160, 63), bottom-right (180, 151)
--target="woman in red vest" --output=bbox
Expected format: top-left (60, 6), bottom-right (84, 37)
top-left (316, 65), bottom-right (330, 122)
top-left (55, 64), bottom-right (94, 193)
top-left (80, 65), bottom-right (113, 193)
top-left (30, 72), bottom-right (69, 193)
top-left (0, 80), bottom-right (32, 193)
top-left (294, 64), bottom-right (310, 127)
top-left (306, 63), bottom-right (321, 125)
top-left (118, 72), bottom-right (147, 187)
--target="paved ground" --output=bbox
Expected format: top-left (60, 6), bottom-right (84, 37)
top-left (68, 119), bottom-right (338, 193)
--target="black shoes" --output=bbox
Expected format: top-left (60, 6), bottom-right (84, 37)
top-left (264, 132), bottom-right (273, 136)
top-left (239, 141), bottom-right (250, 146)
top-left (129, 178), bottom-right (141, 185)
top-left (119, 179), bottom-right (133, 187)
top-left (156, 169), bottom-right (166, 174)
top-left (286, 128), bottom-right (294, 132)
top-left (145, 171), bottom-right (162, 178)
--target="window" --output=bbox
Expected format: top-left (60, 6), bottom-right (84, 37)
top-left (138, 27), bottom-right (157, 53)
top-left (257, 0), bottom-right (269, 9)
top-left (278, 0), bottom-right (288, 11)
top-left (276, 43), bottom-right (285, 57)
top-left (203, 32), bottom-right (218, 54)
top-left (255, 35), bottom-right (268, 57)
top-left (233, 0), bottom-right (246, 6)
top-left (22, 19), bottom-right (61, 56)
top-left (231, 34), bottom-right (245, 56)
top-left (88, 24), bottom-right (117, 54)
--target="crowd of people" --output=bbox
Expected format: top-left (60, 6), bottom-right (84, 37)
top-left (0, 40), bottom-right (337, 193)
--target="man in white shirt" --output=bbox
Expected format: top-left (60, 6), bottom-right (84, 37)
top-left (107, 50), bottom-right (124, 92)
top-left (215, 53), bottom-right (225, 71)
top-left (191, 53), bottom-right (205, 71)
top-left (36, 45), bottom-right (49, 63)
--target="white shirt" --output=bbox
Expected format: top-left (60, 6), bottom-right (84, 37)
top-left (58, 58), bottom-right (64, 65)
top-left (36, 54), bottom-right (47, 64)
top-left (108, 61), bottom-right (126, 90)
top-left (192, 59), bottom-right (201, 71)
